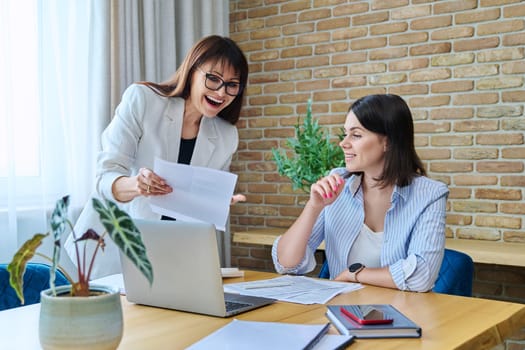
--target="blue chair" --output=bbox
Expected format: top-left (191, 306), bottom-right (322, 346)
top-left (318, 258), bottom-right (330, 279)
top-left (433, 249), bottom-right (474, 296)
top-left (0, 262), bottom-right (69, 311)
top-left (318, 249), bottom-right (474, 297)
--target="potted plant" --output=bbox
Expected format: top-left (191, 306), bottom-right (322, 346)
top-left (7, 195), bottom-right (153, 350)
top-left (272, 99), bottom-right (345, 193)
top-left (272, 99), bottom-right (345, 278)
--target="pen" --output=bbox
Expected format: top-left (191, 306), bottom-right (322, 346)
top-left (243, 282), bottom-right (293, 289)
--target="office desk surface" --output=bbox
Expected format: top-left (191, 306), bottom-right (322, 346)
top-left (1, 271), bottom-right (524, 349)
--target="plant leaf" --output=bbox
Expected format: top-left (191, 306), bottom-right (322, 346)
top-left (7, 233), bottom-right (49, 304)
top-left (92, 198), bottom-right (153, 285)
top-left (50, 195), bottom-right (69, 234)
top-left (271, 99), bottom-right (345, 193)
top-left (76, 228), bottom-right (106, 256)
top-left (50, 195), bottom-right (70, 295)
top-left (76, 228), bottom-right (105, 244)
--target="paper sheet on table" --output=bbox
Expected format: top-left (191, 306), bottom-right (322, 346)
top-left (91, 269), bottom-right (243, 295)
top-left (187, 319), bottom-right (337, 350)
top-left (149, 158), bottom-right (237, 231)
top-left (224, 275), bottom-right (363, 304)
top-left (90, 273), bottom-right (125, 294)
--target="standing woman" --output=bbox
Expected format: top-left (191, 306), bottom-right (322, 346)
top-left (98, 35), bottom-right (248, 218)
top-left (66, 35), bottom-right (248, 277)
top-left (272, 94), bottom-right (449, 292)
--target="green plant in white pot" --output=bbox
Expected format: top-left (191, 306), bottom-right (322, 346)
top-left (7, 195), bottom-right (153, 350)
top-left (272, 99), bottom-right (345, 193)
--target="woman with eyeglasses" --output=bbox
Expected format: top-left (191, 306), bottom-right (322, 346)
top-left (97, 35), bottom-right (248, 219)
top-left (65, 35), bottom-right (248, 279)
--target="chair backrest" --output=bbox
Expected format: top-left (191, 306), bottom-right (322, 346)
top-left (433, 249), bottom-right (474, 297)
top-left (0, 262), bottom-right (69, 311)
top-left (318, 259), bottom-right (330, 279)
top-left (319, 249), bottom-right (474, 297)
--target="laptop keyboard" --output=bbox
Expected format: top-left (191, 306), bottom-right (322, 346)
top-left (225, 300), bottom-right (253, 312)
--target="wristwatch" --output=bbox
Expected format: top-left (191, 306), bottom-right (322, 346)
top-left (348, 263), bottom-right (365, 283)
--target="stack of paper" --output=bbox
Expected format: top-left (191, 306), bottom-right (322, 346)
top-left (220, 267), bottom-right (244, 278)
top-left (224, 275), bottom-right (363, 304)
top-left (187, 319), bottom-right (354, 350)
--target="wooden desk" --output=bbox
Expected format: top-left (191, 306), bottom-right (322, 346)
top-left (1, 271), bottom-right (524, 349)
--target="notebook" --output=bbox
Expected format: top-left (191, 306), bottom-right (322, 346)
top-left (326, 304), bottom-right (422, 338)
top-left (120, 219), bottom-right (275, 317)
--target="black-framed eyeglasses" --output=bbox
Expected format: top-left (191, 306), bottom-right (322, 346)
top-left (197, 68), bottom-right (242, 96)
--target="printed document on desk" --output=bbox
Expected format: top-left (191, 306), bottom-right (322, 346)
top-left (187, 319), bottom-right (354, 350)
top-left (224, 275), bottom-right (363, 304)
top-left (149, 158), bottom-right (237, 231)
top-left (91, 274), bottom-right (125, 294)
top-left (90, 269), bottom-right (244, 294)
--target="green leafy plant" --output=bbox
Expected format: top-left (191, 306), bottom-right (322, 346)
top-left (272, 99), bottom-right (345, 193)
top-left (8, 195), bottom-right (153, 302)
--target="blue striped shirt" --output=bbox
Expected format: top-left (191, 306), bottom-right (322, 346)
top-left (272, 170), bottom-right (449, 292)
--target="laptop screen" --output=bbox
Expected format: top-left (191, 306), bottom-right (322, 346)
top-left (120, 219), bottom-right (228, 315)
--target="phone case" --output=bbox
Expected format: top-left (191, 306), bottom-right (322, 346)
top-left (340, 306), bottom-right (394, 325)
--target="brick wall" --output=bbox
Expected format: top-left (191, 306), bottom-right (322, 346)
top-left (474, 263), bottom-right (525, 303)
top-left (227, 0), bottom-right (525, 302)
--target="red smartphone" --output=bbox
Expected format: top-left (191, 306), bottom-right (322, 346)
top-left (340, 305), bottom-right (394, 325)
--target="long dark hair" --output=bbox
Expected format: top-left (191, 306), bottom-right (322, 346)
top-left (139, 35), bottom-right (248, 125)
top-left (347, 94), bottom-right (426, 187)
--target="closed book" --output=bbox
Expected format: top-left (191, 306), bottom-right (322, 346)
top-left (326, 304), bottom-right (422, 339)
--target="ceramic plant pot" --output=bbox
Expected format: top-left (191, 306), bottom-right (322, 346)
top-left (39, 284), bottom-right (123, 350)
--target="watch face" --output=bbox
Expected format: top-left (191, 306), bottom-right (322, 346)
top-left (349, 263), bottom-right (364, 273)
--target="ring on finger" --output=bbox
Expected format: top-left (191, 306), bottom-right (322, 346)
top-left (146, 184), bottom-right (151, 193)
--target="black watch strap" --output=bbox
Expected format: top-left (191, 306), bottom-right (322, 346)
top-left (348, 263), bottom-right (365, 282)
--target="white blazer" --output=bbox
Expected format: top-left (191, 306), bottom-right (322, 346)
top-left (97, 83), bottom-right (239, 219)
top-left (65, 84), bottom-right (238, 279)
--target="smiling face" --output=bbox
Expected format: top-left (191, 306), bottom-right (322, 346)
top-left (340, 111), bottom-right (388, 178)
top-left (187, 60), bottom-right (241, 118)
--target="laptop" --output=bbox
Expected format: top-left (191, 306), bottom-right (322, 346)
top-left (120, 219), bottom-right (275, 317)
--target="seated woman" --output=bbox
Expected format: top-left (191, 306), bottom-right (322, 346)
top-left (272, 94), bottom-right (449, 292)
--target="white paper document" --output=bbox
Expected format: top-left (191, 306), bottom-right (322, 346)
top-left (220, 267), bottom-right (245, 278)
top-left (149, 158), bottom-right (237, 231)
top-left (224, 275), bottom-right (363, 305)
top-left (90, 269), bottom-right (243, 295)
top-left (187, 319), bottom-right (354, 350)
top-left (90, 273), bottom-right (125, 294)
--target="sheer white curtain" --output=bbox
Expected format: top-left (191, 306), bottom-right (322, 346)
top-left (0, 1), bottom-right (110, 264)
top-left (0, 0), bottom-right (229, 268)
top-left (111, 0), bottom-right (229, 111)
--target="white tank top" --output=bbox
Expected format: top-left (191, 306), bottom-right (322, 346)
top-left (347, 224), bottom-right (384, 268)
